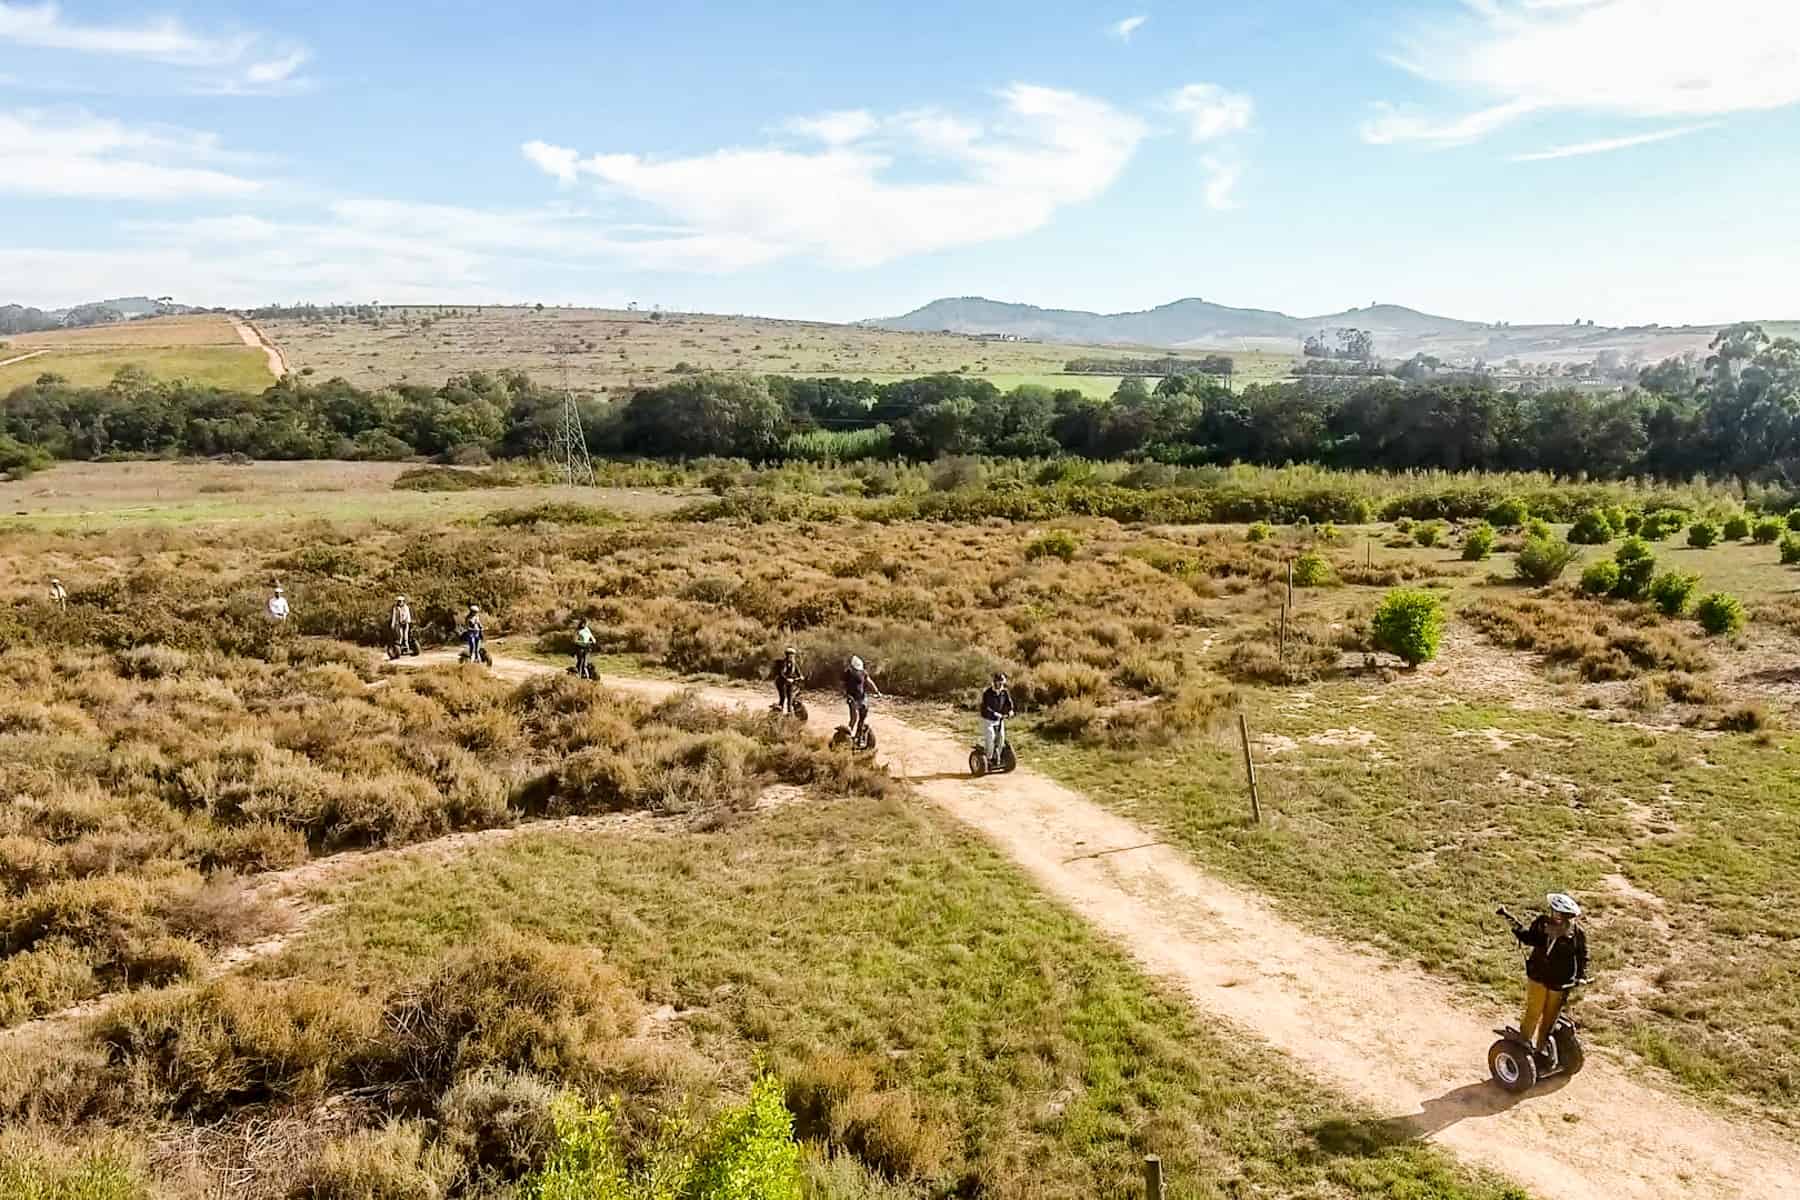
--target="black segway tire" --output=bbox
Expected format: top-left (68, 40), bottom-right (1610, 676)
top-left (969, 749), bottom-right (987, 777)
top-left (791, 699), bottom-right (807, 722)
top-left (997, 744), bottom-right (1017, 773)
top-left (1488, 1038), bottom-right (1537, 1093)
top-left (1551, 1027), bottom-right (1584, 1077)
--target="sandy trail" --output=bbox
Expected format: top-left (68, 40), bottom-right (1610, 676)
top-left (0, 348), bottom-right (50, 370)
top-left (230, 316), bottom-right (288, 379)
top-left (12, 649), bottom-right (1795, 1197)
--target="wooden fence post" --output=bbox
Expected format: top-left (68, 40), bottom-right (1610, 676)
top-left (1143, 1155), bottom-right (1165, 1200)
top-left (1237, 713), bottom-right (1262, 824)
top-left (1279, 601), bottom-right (1288, 662)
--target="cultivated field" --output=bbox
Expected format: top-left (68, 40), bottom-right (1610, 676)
top-left (0, 314), bottom-right (275, 393)
top-left (3, 464), bottom-right (1799, 1198)
top-left (263, 306), bottom-right (1297, 395)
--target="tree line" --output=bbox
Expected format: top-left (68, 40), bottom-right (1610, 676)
top-left (2, 324), bottom-right (1795, 488)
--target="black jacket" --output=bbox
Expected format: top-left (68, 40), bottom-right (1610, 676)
top-left (980, 686), bottom-right (1015, 721)
top-left (775, 658), bottom-right (802, 682)
top-left (843, 667), bottom-right (869, 701)
top-left (1514, 915), bottom-right (1588, 990)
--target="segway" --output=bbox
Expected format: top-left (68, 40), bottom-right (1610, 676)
top-left (831, 697), bottom-right (877, 753)
top-left (969, 717), bottom-right (1017, 776)
top-left (1487, 907), bottom-right (1587, 1093)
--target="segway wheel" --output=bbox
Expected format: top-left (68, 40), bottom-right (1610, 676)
top-left (1488, 1038), bottom-right (1537, 1093)
top-left (831, 728), bottom-right (850, 750)
top-left (1551, 1027), bottom-right (1584, 1077)
top-left (859, 728), bottom-right (877, 754)
top-left (479, 649), bottom-right (493, 666)
top-left (791, 699), bottom-right (807, 722)
top-left (969, 749), bottom-right (988, 777)
top-left (997, 744), bottom-right (1018, 773)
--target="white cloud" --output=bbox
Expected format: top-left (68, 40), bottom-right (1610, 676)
top-left (522, 139), bottom-right (580, 185)
top-left (1509, 121), bottom-right (1717, 160)
top-left (1109, 15), bottom-right (1148, 41)
top-left (1367, 0), bottom-right (1800, 146)
top-left (1199, 156), bottom-right (1241, 209)
top-left (522, 83), bottom-right (1148, 269)
top-left (1359, 97), bottom-right (1539, 146)
top-left (0, 109), bottom-right (262, 197)
top-left (780, 109), bottom-right (878, 145)
top-left (0, 2), bottom-right (310, 93)
top-left (1166, 82), bottom-right (1253, 142)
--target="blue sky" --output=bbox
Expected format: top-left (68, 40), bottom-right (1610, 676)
top-left (3, 0), bottom-right (1797, 325)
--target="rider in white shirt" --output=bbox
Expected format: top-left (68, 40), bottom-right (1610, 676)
top-left (266, 585), bottom-right (290, 623)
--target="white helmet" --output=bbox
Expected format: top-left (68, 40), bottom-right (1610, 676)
top-left (784, 646), bottom-right (797, 655)
top-left (468, 604), bottom-right (480, 613)
top-left (273, 584), bottom-right (285, 594)
top-left (1546, 892), bottom-right (1581, 917)
top-left (849, 655), bottom-right (864, 671)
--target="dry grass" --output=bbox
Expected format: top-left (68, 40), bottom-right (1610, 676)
top-left (9, 315), bottom-right (245, 350)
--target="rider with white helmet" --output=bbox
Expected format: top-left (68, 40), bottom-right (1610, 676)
top-left (1512, 891), bottom-right (1589, 1053)
top-left (842, 654), bottom-right (881, 738)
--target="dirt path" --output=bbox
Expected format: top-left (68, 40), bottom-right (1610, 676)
top-left (0, 348), bottom-right (50, 370)
top-left (230, 316), bottom-right (288, 379)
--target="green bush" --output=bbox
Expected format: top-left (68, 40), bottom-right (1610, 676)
top-left (1753, 517), bottom-right (1783, 544)
top-left (1486, 496), bottom-right (1529, 528)
top-left (1722, 514), bottom-right (1751, 541)
top-left (1622, 512), bottom-right (1643, 535)
top-left (1514, 537), bottom-right (1579, 585)
top-left (1567, 510), bottom-right (1613, 545)
top-left (1648, 571), bottom-right (1699, 617)
top-left (1246, 522), bottom-right (1271, 543)
top-left (1413, 521), bottom-right (1442, 548)
top-left (1787, 511), bottom-right (1800, 533)
top-left (1460, 522), bottom-right (1496, 561)
top-left (529, 1074), bottom-right (802, 1200)
top-left (1394, 517), bottom-right (1413, 534)
top-left (1686, 520), bottom-right (1720, 548)
top-left (1371, 588), bottom-right (1445, 667)
top-left (1780, 533), bottom-right (1800, 565)
top-left (1602, 505), bottom-right (1629, 536)
top-left (1579, 560), bottom-right (1620, 596)
top-left (1291, 551), bottom-right (1332, 587)
top-left (1613, 537), bottom-right (1657, 599)
top-left (1694, 592), bottom-right (1746, 636)
top-left (1317, 522), bottom-right (1341, 543)
top-left (1526, 518), bottom-right (1553, 541)
top-left (1024, 530), bottom-right (1079, 562)
top-left (1640, 509), bottom-right (1686, 541)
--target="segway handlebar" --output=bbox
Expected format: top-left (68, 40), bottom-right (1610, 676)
top-left (1496, 905), bottom-right (1524, 931)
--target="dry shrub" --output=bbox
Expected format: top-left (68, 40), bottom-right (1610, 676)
top-left (1465, 594), bottom-right (1711, 680)
top-left (1658, 671), bottom-right (1719, 705)
top-left (376, 934), bottom-right (637, 1095)
top-left (114, 644), bottom-right (193, 680)
top-left (95, 978), bottom-right (384, 1118)
top-left (1014, 661), bottom-right (1108, 706)
top-left (158, 875), bottom-right (295, 949)
top-left (438, 1068), bottom-right (559, 1181)
top-left (295, 1120), bottom-right (459, 1200)
top-left (0, 937), bottom-right (97, 1025)
top-left (1114, 653), bottom-right (1180, 696)
top-left (785, 1052), bottom-right (956, 1183)
top-left (0, 1038), bottom-right (116, 1126)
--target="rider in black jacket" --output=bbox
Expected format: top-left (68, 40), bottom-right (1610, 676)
top-left (978, 672), bottom-right (1014, 760)
top-left (1513, 892), bottom-right (1589, 1051)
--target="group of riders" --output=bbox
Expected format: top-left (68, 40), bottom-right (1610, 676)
top-left (242, 578), bottom-right (1590, 1077)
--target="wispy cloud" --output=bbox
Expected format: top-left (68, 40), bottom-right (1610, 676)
top-left (1509, 121), bottom-right (1718, 161)
top-left (1165, 82), bottom-right (1253, 141)
top-left (0, 2), bottom-right (311, 93)
top-left (1365, 0), bottom-right (1800, 147)
top-left (522, 84), bottom-right (1149, 269)
top-left (1199, 156), bottom-right (1241, 209)
top-left (0, 109), bottom-right (263, 197)
top-left (779, 109), bottom-right (879, 146)
top-left (1109, 15), bottom-right (1148, 41)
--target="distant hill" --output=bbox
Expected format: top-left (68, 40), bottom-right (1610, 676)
top-left (866, 295), bottom-right (1750, 366)
top-left (0, 296), bottom-right (200, 336)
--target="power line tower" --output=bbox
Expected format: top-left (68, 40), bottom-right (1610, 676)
top-left (555, 349), bottom-right (595, 487)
